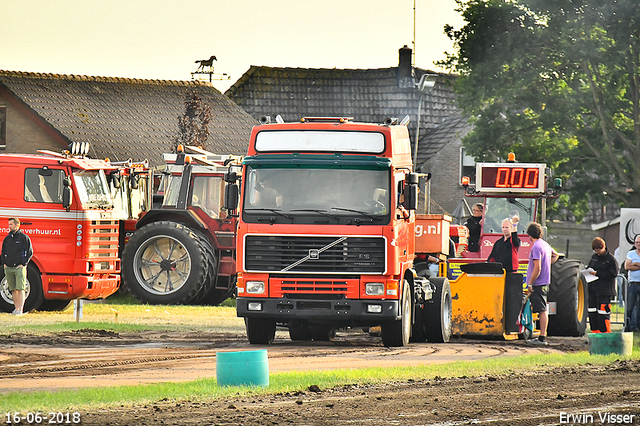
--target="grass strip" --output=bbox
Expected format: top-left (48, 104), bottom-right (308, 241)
top-left (1, 350), bottom-right (637, 412)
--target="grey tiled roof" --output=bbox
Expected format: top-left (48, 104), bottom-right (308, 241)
top-left (0, 71), bottom-right (256, 166)
top-left (225, 65), bottom-right (462, 163)
top-left (417, 113), bottom-right (474, 168)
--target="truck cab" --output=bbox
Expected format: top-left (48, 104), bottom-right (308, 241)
top-left (0, 145), bottom-right (120, 313)
top-left (232, 117), bottom-right (451, 346)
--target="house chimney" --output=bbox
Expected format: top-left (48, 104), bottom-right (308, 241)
top-left (397, 45), bottom-right (414, 88)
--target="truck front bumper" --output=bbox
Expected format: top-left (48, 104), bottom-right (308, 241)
top-left (237, 297), bottom-right (400, 324)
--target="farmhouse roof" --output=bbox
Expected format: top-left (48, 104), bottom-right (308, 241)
top-left (0, 71), bottom-right (256, 166)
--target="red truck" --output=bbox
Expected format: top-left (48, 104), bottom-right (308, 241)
top-left (0, 143), bottom-right (120, 313)
top-left (226, 116), bottom-right (451, 346)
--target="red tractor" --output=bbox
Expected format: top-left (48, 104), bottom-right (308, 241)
top-left (121, 147), bottom-right (241, 305)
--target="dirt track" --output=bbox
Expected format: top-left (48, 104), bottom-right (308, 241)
top-left (1, 329), bottom-right (639, 425)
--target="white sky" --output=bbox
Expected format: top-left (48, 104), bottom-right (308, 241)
top-left (1, 0), bottom-right (464, 92)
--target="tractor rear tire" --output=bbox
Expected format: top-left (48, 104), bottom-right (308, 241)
top-left (424, 277), bottom-right (452, 343)
top-left (548, 258), bottom-right (588, 337)
top-left (381, 281), bottom-right (412, 347)
top-left (0, 263), bottom-right (44, 313)
top-left (122, 221), bottom-right (209, 305)
top-left (245, 317), bottom-right (276, 344)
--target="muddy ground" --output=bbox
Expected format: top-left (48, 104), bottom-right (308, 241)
top-left (1, 330), bottom-right (638, 425)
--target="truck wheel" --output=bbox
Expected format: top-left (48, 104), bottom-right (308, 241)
top-left (381, 280), bottom-right (412, 347)
top-left (548, 258), bottom-right (588, 337)
top-left (288, 321), bottom-right (312, 341)
top-left (122, 221), bottom-right (208, 305)
top-left (38, 299), bottom-right (73, 312)
top-left (310, 325), bottom-right (336, 342)
top-left (0, 264), bottom-right (44, 313)
top-left (245, 317), bottom-right (276, 344)
top-left (424, 277), bottom-right (452, 343)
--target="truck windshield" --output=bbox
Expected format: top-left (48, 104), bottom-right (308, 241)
top-left (73, 170), bottom-right (113, 209)
top-left (243, 167), bottom-right (390, 223)
top-left (483, 197), bottom-right (535, 234)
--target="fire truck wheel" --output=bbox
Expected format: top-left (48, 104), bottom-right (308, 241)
top-left (122, 221), bottom-right (209, 305)
top-left (38, 299), bottom-right (73, 312)
top-left (0, 264), bottom-right (44, 313)
top-left (245, 317), bottom-right (276, 344)
top-left (424, 277), bottom-right (452, 343)
top-left (381, 280), bottom-right (412, 347)
top-left (288, 321), bottom-right (312, 341)
top-left (548, 258), bottom-right (588, 337)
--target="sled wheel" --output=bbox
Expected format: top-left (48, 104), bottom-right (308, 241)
top-left (424, 277), bottom-right (452, 343)
top-left (548, 258), bottom-right (588, 337)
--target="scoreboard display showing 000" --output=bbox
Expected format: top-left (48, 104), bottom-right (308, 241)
top-left (475, 162), bottom-right (546, 194)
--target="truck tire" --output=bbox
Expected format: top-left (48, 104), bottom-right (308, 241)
top-left (0, 263), bottom-right (44, 313)
top-left (381, 280), bottom-right (412, 347)
top-left (122, 221), bottom-right (209, 305)
top-left (245, 317), bottom-right (276, 344)
top-left (424, 277), bottom-right (452, 343)
top-left (548, 258), bottom-right (588, 337)
top-left (310, 325), bottom-right (336, 342)
top-left (288, 321), bottom-right (312, 341)
top-left (38, 299), bottom-right (73, 312)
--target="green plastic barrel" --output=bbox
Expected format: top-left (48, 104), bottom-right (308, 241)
top-left (216, 350), bottom-right (269, 387)
top-left (587, 332), bottom-right (633, 356)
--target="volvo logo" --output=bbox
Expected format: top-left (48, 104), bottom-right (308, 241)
top-left (309, 249), bottom-right (319, 259)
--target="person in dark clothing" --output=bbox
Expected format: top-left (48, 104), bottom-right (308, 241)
top-left (586, 237), bottom-right (618, 333)
top-left (487, 217), bottom-right (521, 273)
top-left (1, 217), bottom-right (33, 315)
top-left (465, 203), bottom-right (484, 252)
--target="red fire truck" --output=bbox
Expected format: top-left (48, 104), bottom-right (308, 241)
top-left (226, 116), bottom-right (451, 346)
top-left (0, 143), bottom-right (121, 313)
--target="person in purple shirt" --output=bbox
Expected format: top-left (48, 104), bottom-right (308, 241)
top-left (525, 222), bottom-right (559, 345)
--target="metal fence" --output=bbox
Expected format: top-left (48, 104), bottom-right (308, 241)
top-left (610, 274), bottom-right (629, 329)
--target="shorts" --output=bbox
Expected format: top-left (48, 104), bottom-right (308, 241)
top-left (4, 266), bottom-right (26, 291)
top-left (530, 285), bottom-right (548, 313)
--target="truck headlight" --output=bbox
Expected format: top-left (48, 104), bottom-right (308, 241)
top-left (365, 282), bottom-right (385, 296)
top-left (246, 281), bottom-right (265, 294)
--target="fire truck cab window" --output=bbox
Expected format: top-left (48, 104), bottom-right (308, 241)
top-left (24, 168), bottom-right (64, 204)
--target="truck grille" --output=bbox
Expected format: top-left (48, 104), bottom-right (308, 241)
top-left (87, 220), bottom-right (120, 271)
top-left (244, 235), bottom-right (386, 274)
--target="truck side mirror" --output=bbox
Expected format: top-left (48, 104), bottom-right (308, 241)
top-left (224, 183), bottom-right (239, 212)
top-left (403, 183), bottom-right (418, 210)
top-left (62, 176), bottom-right (73, 211)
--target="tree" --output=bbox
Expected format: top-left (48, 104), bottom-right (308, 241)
top-left (439, 0), bottom-right (640, 220)
top-left (173, 91), bottom-right (212, 152)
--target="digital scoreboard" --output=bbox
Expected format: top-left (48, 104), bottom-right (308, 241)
top-left (475, 162), bottom-right (546, 194)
